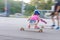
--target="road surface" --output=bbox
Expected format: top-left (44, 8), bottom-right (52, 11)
top-left (0, 17), bottom-right (60, 40)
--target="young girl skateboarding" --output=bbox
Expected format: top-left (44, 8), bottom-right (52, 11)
top-left (28, 10), bottom-right (47, 29)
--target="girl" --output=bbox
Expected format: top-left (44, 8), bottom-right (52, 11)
top-left (28, 10), bottom-right (47, 29)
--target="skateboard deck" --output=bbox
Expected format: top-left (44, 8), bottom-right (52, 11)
top-left (20, 27), bottom-right (43, 32)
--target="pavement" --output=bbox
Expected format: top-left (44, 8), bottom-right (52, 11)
top-left (0, 17), bottom-right (60, 40)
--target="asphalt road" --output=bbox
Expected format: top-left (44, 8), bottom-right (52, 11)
top-left (0, 17), bottom-right (60, 40)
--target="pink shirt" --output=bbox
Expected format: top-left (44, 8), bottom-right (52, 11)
top-left (30, 15), bottom-right (39, 20)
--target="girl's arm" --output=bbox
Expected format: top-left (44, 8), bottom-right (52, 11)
top-left (40, 19), bottom-right (47, 24)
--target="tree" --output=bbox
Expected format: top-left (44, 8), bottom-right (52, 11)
top-left (30, 0), bottom-right (54, 10)
top-left (0, 0), bottom-right (54, 16)
top-left (10, 1), bottom-right (22, 14)
top-left (0, 0), bottom-right (4, 12)
top-left (24, 4), bottom-right (35, 16)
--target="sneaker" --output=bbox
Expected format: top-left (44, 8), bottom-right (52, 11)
top-left (56, 27), bottom-right (60, 30)
top-left (51, 24), bottom-right (56, 27)
top-left (51, 25), bottom-right (56, 29)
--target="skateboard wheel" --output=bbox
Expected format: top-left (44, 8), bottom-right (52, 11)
top-left (20, 27), bottom-right (24, 31)
top-left (41, 26), bottom-right (44, 28)
top-left (39, 29), bottom-right (43, 32)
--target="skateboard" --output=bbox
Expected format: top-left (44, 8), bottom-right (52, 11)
top-left (20, 26), bottom-right (43, 32)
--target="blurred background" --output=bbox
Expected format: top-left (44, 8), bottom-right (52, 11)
top-left (0, 0), bottom-right (59, 18)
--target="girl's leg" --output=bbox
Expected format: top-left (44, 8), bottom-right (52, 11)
top-left (51, 16), bottom-right (55, 26)
top-left (51, 16), bottom-right (56, 29)
top-left (34, 22), bottom-right (39, 29)
top-left (35, 24), bottom-right (38, 29)
top-left (28, 24), bottom-right (30, 29)
top-left (55, 6), bottom-right (60, 29)
top-left (56, 12), bottom-right (60, 29)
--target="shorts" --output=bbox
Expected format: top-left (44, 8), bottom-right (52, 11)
top-left (54, 6), bottom-right (60, 12)
top-left (29, 20), bottom-right (38, 25)
top-left (54, 3), bottom-right (60, 12)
